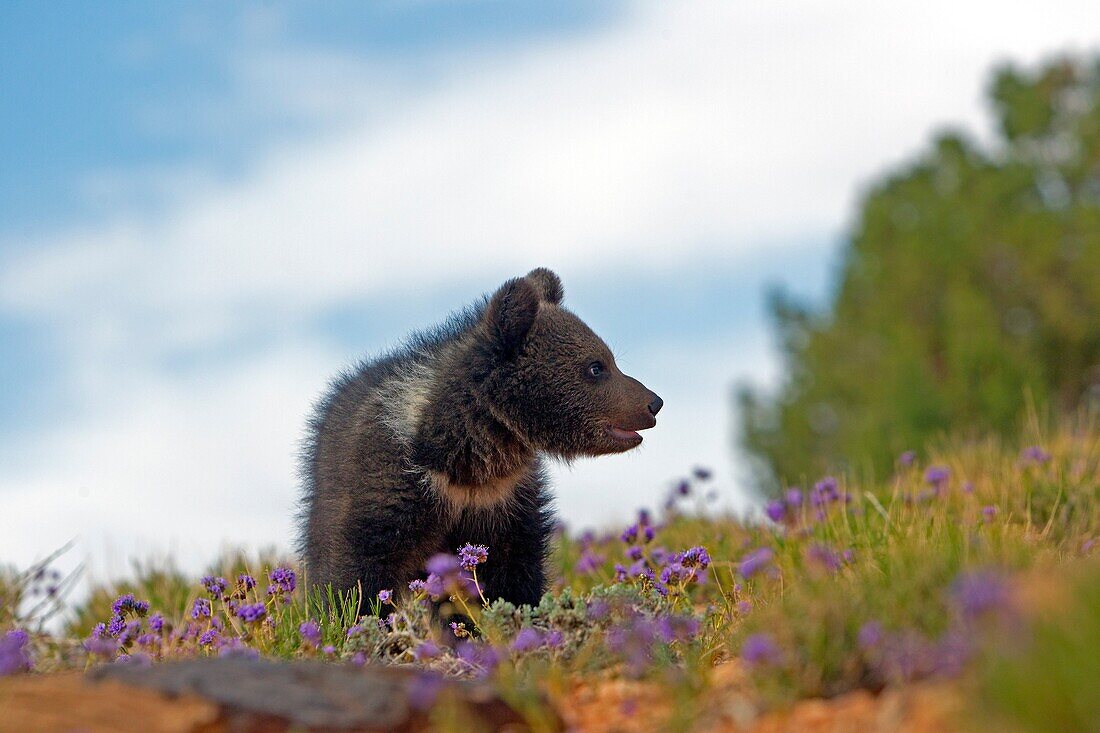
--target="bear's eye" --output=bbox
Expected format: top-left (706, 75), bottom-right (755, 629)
top-left (587, 361), bottom-right (605, 378)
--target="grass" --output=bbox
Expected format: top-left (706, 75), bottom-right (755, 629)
top-left (2, 419), bottom-right (1098, 731)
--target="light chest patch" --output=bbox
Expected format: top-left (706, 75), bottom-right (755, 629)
top-left (428, 467), bottom-right (526, 510)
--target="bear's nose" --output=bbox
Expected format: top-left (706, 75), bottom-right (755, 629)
top-left (647, 394), bottom-right (664, 416)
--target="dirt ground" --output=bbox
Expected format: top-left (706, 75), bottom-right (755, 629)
top-left (560, 663), bottom-right (963, 733)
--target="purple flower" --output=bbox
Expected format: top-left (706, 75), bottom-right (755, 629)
top-left (202, 576), bottom-right (228, 597)
top-left (237, 574), bottom-right (256, 591)
top-left (106, 614), bottom-right (126, 637)
top-left (236, 603), bottom-right (267, 623)
top-left (951, 571), bottom-right (1010, 620)
top-left (456, 641), bottom-right (500, 678)
top-left (574, 549), bottom-right (605, 575)
top-left (511, 628), bottom-right (543, 653)
top-left (784, 488), bottom-right (803, 507)
top-left (82, 635), bottom-right (119, 660)
top-left (765, 500), bottom-right (786, 522)
top-left (587, 600), bottom-right (610, 620)
top-left (680, 546), bottom-right (711, 570)
top-left (857, 621), bottom-right (883, 649)
top-left (423, 573), bottom-right (445, 599)
top-left (111, 593), bottom-right (150, 617)
top-left (741, 633), bottom-right (781, 666)
top-left (625, 545), bottom-right (644, 561)
top-left (121, 620), bottom-right (142, 643)
top-left (136, 633), bottom-right (158, 648)
top-left (660, 547), bottom-right (708, 589)
top-left (0, 630), bottom-right (32, 676)
top-left (659, 561), bottom-right (684, 585)
top-left (457, 543), bottom-right (489, 570)
top-left (981, 505), bottom-right (998, 520)
top-left (148, 613), bottom-right (164, 633)
top-left (736, 600), bottom-right (752, 615)
top-left (217, 638), bottom-right (259, 660)
top-left (322, 645), bottom-right (336, 655)
top-left (693, 467), bottom-right (713, 481)
top-left (675, 480), bottom-right (691, 496)
top-left (407, 672), bottom-right (444, 711)
top-left (620, 524), bottom-right (639, 543)
top-left (115, 651), bottom-right (152, 667)
top-left (737, 547), bottom-right (774, 578)
top-left (924, 466), bottom-right (950, 487)
top-left (377, 589), bottom-right (393, 604)
top-left (268, 567), bottom-right (297, 595)
top-left (299, 620), bottom-right (322, 647)
top-left (811, 477), bottom-right (839, 506)
top-left (656, 614), bottom-right (700, 643)
top-left (198, 629), bottom-right (219, 646)
top-left (545, 630), bottom-right (564, 648)
top-left (426, 557), bottom-right (479, 599)
top-left (426, 553), bottom-right (461, 577)
top-left (607, 617), bottom-right (661, 677)
top-left (898, 450), bottom-right (916, 467)
top-left (1021, 446), bottom-right (1052, 464)
top-left (408, 579), bottom-right (427, 593)
top-left (627, 559), bottom-right (653, 581)
top-left (191, 598), bottom-right (212, 620)
top-left (806, 543), bottom-right (843, 573)
top-left (109, 594), bottom-right (131, 615)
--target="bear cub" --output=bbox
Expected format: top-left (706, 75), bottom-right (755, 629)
top-left (298, 268), bottom-right (662, 606)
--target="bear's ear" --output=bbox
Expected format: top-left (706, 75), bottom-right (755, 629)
top-left (525, 267), bottom-right (563, 305)
top-left (485, 277), bottom-right (540, 354)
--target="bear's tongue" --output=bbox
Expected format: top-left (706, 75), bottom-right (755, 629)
top-left (609, 426), bottom-right (641, 441)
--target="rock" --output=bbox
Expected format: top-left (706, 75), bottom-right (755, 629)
top-left (0, 658), bottom-right (550, 732)
top-left (0, 670), bottom-right (218, 733)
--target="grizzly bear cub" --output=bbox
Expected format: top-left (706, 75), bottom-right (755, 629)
top-left (298, 268), bottom-right (662, 606)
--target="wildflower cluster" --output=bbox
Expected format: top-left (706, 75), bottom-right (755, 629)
top-left (2, 432), bottom-right (1092, 732)
top-left (78, 566), bottom-right (299, 664)
top-left (730, 441), bottom-right (1085, 706)
top-left (0, 629), bottom-right (32, 676)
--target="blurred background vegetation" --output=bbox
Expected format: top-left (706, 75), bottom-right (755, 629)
top-left (740, 56), bottom-right (1100, 493)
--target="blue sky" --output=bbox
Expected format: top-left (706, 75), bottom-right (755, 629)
top-left (0, 0), bottom-right (620, 429)
top-left (2, 1), bottom-right (1097, 590)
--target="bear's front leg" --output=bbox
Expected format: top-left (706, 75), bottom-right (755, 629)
top-left (451, 477), bottom-right (554, 608)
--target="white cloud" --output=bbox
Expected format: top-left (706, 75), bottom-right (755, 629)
top-left (0, 342), bottom-right (329, 587)
top-left (2, 0), bottom-right (1099, 590)
top-left (9, 1), bottom-right (1098, 328)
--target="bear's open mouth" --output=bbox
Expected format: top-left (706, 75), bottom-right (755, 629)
top-left (607, 426), bottom-right (643, 443)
